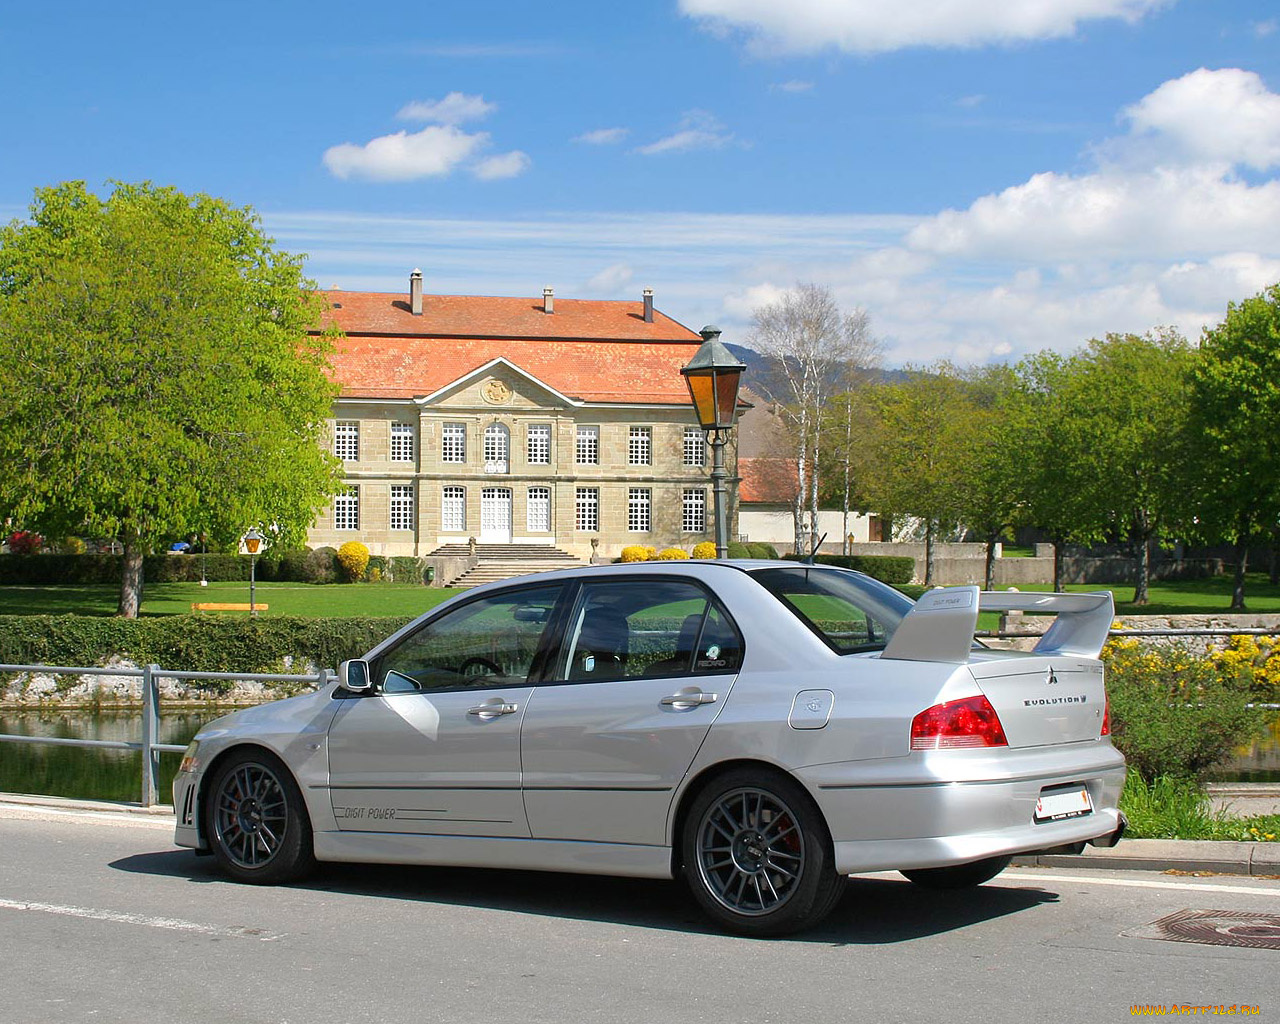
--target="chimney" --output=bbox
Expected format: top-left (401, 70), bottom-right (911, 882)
top-left (409, 269), bottom-right (423, 315)
top-left (642, 288), bottom-right (654, 323)
top-left (542, 286), bottom-right (554, 314)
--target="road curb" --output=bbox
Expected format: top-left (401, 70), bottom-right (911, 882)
top-left (0, 792), bottom-right (175, 818)
top-left (1012, 838), bottom-right (1279, 876)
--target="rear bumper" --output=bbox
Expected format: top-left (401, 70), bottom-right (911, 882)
top-left (800, 750), bottom-right (1126, 874)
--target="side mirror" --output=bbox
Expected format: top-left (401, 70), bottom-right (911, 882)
top-left (338, 659), bottom-right (373, 694)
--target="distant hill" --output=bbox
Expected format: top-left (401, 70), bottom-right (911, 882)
top-left (726, 343), bottom-right (909, 401)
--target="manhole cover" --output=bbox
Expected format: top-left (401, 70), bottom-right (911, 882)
top-left (1126, 909), bottom-right (1280, 950)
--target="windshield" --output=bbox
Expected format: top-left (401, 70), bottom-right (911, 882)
top-left (750, 566), bottom-right (915, 654)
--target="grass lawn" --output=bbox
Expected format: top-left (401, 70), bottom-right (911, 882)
top-left (5, 572), bottom-right (1280, 619)
top-left (0, 581), bottom-right (465, 618)
top-left (900, 573), bottom-right (1280, 617)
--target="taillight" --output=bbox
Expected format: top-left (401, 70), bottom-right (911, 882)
top-left (911, 695), bottom-right (1008, 750)
top-left (1100, 695), bottom-right (1110, 736)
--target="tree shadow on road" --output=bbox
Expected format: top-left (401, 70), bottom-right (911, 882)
top-left (111, 849), bottom-right (1060, 944)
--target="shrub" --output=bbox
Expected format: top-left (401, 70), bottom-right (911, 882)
top-left (7, 531), bottom-right (43, 555)
top-left (365, 555), bottom-right (389, 582)
top-left (747, 542), bottom-right (776, 559)
top-left (782, 553), bottom-right (915, 585)
top-left (691, 541), bottom-right (717, 559)
top-left (644, 547), bottom-right (657, 559)
top-left (1102, 638), bottom-right (1271, 782)
top-left (303, 547), bottom-right (338, 584)
top-left (656, 547), bottom-right (688, 560)
top-left (336, 542), bottom-right (370, 583)
top-left (389, 556), bottom-right (426, 584)
top-left (1120, 769), bottom-right (1280, 841)
top-left (620, 545), bottom-right (650, 563)
top-left (60, 536), bottom-right (86, 555)
top-left (726, 541), bottom-right (752, 559)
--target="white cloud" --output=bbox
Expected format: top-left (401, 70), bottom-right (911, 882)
top-left (585, 263), bottom-right (634, 293)
top-left (322, 125), bottom-right (488, 182)
top-left (636, 110), bottom-right (734, 155)
top-left (574, 127), bottom-right (629, 145)
top-left (771, 80), bottom-right (814, 94)
top-left (679, 0), bottom-right (1169, 55)
top-left (397, 92), bottom-right (496, 124)
top-left (1121, 68), bottom-right (1280, 171)
top-left (909, 69), bottom-right (1280, 262)
top-left (1252, 19), bottom-right (1278, 38)
top-left (473, 150), bottom-right (531, 180)
top-left (955, 94), bottom-right (985, 108)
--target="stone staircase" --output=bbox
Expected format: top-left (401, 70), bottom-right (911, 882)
top-left (428, 544), bottom-right (584, 589)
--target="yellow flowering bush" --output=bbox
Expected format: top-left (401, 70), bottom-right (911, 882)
top-left (619, 545), bottom-right (650, 563)
top-left (691, 541), bottom-right (717, 559)
top-left (656, 547), bottom-right (688, 560)
top-left (335, 541), bottom-right (370, 583)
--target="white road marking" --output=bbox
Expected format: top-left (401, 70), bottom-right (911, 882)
top-left (999, 871), bottom-right (1280, 897)
top-left (0, 898), bottom-right (282, 940)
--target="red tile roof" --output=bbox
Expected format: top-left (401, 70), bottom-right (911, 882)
top-left (320, 289), bottom-right (704, 404)
top-left (739, 457), bottom-right (799, 504)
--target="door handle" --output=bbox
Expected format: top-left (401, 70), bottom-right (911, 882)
top-left (467, 701), bottom-right (519, 719)
top-left (660, 691), bottom-right (718, 709)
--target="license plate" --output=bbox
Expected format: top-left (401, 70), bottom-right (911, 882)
top-left (1034, 784), bottom-right (1093, 823)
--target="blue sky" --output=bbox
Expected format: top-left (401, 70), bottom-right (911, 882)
top-left (3, 0), bottom-right (1279, 365)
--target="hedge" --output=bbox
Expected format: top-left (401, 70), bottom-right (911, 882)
top-left (0, 614), bottom-right (414, 678)
top-left (782, 553), bottom-right (916, 585)
top-left (0, 551), bottom-right (429, 586)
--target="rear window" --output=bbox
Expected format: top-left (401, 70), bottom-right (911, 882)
top-left (750, 566), bottom-right (914, 654)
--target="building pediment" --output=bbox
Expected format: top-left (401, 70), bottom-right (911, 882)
top-left (418, 358), bottom-right (581, 411)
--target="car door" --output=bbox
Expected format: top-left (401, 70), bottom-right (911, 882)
top-left (327, 582), bottom-right (565, 837)
top-left (520, 578), bottom-right (744, 847)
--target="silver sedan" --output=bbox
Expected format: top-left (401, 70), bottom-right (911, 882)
top-left (174, 561), bottom-right (1125, 936)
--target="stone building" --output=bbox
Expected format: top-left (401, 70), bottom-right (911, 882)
top-left (307, 274), bottom-right (733, 560)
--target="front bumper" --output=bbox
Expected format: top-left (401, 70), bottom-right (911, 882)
top-left (173, 770), bottom-right (206, 851)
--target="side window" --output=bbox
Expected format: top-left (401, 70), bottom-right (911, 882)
top-left (373, 584), bottom-right (562, 692)
top-left (562, 580), bottom-right (743, 682)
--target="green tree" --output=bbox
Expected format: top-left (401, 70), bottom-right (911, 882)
top-left (1064, 331), bottom-right (1195, 605)
top-left (0, 181), bottom-right (342, 617)
top-left (1189, 283), bottom-right (1280, 610)
top-left (861, 365), bottom-right (977, 585)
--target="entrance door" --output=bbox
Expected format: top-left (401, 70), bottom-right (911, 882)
top-left (480, 487), bottom-right (512, 543)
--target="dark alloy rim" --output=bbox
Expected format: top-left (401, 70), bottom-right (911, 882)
top-left (695, 787), bottom-right (805, 916)
top-left (213, 763), bottom-right (289, 869)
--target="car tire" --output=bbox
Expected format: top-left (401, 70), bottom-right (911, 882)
top-left (899, 855), bottom-right (1012, 890)
top-left (205, 747), bottom-right (316, 885)
top-left (681, 768), bottom-right (844, 937)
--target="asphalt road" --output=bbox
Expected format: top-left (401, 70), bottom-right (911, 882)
top-left (0, 803), bottom-right (1275, 1024)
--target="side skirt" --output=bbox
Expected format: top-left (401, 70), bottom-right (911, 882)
top-left (313, 831), bottom-right (674, 880)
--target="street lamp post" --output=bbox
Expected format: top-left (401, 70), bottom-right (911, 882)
top-left (681, 326), bottom-right (746, 559)
top-left (243, 527), bottom-right (264, 616)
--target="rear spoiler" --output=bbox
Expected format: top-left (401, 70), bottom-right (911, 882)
top-left (881, 587), bottom-right (1115, 664)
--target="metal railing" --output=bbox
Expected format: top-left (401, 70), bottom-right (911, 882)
top-left (0, 663), bottom-right (332, 807)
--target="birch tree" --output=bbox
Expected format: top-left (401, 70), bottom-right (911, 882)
top-left (749, 284), bottom-right (876, 555)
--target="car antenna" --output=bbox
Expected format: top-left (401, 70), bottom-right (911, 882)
top-left (804, 533), bottom-right (827, 565)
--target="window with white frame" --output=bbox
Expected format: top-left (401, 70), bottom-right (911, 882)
top-left (442, 423), bottom-right (466, 463)
top-left (334, 487), bottom-right (359, 530)
top-left (442, 486), bottom-right (466, 531)
top-left (575, 487), bottom-right (599, 531)
top-left (334, 421), bottom-right (359, 461)
top-left (526, 424), bottom-right (551, 465)
top-left (390, 485), bottom-right (414, 531)
top-left (575, 426), bottom-right (599, 465)
top-left (628, 426), bottom-right (652, 466)
top-left (682, 488), bottom-right (706, 533)
top-left (628, 488), bottom-right (651, 532)
top-left (683, 427), bottom-right (705, 467)
top-left (483, 423), bottom-right (509, 470)
top-left (390, 422), bottom-right (415, 462)
top-left (527, 486), bottom-right (551, 532)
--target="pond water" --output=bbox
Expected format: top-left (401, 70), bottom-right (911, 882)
top-left (0, 707), bottom-right (1276, 803)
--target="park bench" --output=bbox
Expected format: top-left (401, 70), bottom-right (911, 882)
top-left (190, 602), bottom-right (269, 612)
